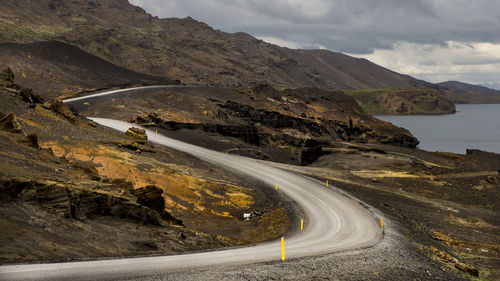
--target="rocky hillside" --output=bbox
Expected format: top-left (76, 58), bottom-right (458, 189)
top-left (0, 0), bottom-right (434, 90)
top-left (72, 83), bottom-right (420, 166)
top-left (348, 89), bottom-right (456, 115)
top-left (438, 81), bottom-right (500, 104)
top-left (0, 69), bottom-right (291, 263)
top-left (0, 41), bottom-right (174, 100)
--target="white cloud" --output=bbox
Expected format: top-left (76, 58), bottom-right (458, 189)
top-left (348, 41), bottom-right (500, 84)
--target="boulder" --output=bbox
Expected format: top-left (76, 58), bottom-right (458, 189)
top-left (116, 140), bottom-right (155, 153)
top-left (133, 185), bottom-right (183, 226)
top-left (0, 113), bottom-right (22, 133)
top-left (19, 88), bottom-right (44, 104)
top-left (51, 100), bottom-right (77, 123)
top-left (126, 127), bottom-right (147, 143)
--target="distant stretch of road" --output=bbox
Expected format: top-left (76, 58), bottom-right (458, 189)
top-left (0, 87), bottom-right (381, 280)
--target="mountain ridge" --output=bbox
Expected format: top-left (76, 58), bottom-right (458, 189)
top-left (437, 81), bottom-right (500, 104)
top-left (0, 0), bottom-right (434, 90)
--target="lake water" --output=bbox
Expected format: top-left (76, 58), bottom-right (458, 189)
top-left (376, 104), bottom-right (500, 154)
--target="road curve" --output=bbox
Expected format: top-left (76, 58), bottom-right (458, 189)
top-left (0, 87), bottom-right (381, 280)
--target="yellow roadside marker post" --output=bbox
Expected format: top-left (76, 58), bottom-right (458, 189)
top-left (381, 218), bottom-right (384, 228)
top-left (276, 183), bottom-right (278, 190)
top-left (226, 151), bottom-right (228, 155)
top-left (326, 180), bottom-right (328, 187)
top-left (155, 129), bottom-right (157, 134)
top-left (281, 237), bottom-right (285, 261)
top-left (300, 219), bottom-right (303, 230)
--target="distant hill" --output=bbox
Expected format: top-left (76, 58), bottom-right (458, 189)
top-left (437, 81), bottom-right (500, 104)
top-left (438, 81), bottom-right (500, 95)
top-left (0, 41), bottom-right (173, 99)
top-left (0, 0), bottom-right (434, 90)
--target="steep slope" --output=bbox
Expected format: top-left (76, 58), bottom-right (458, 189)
top-left (0, 0), bottom-right (433, 90)
top-left (438, 81), bottom-right (500, 104)
top-left (0, 41), bottom-right (174, 100)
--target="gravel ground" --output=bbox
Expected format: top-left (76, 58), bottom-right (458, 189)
top-left (117, 208), bottom-right (467, 281)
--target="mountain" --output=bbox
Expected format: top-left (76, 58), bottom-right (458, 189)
top-left (437, 81), bottom-right (500, 104)
top-left (0, 0), bottom-right (435, 90)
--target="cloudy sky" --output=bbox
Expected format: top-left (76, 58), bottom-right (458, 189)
top-left (129, 0), bottom-right (500, 89)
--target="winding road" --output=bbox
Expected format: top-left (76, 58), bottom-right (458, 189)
top-left (0, 86), bottom-right (381, 280)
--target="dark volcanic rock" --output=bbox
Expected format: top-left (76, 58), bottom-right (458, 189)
top-left (50, 100), bottom-right (77, 123)
top-left (133, 185), bottom-right (183, 226)
top-left (1, 67), bottom-right (44, 104)
top-left (0, 112), bottom-right (22, 133)
top-left (0, 177), bottom-right (182, 226)
top-left (19, 87), bottom-right (44, 104)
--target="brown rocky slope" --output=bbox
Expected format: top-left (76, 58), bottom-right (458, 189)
top-left (0, 0), bottom-right (435, 90)
top-left (72, 84), bottom-right (419, 166)
top-left (0, 69), bottom-right (291, 263)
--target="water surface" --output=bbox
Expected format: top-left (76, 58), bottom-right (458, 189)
top-left (376, 104), bottom-right (500, 154)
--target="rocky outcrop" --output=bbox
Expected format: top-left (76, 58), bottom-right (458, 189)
top-left (0, 67), bottom-right (44, 104)
top-left (116, 140), bottom-right (155, 153)
top-left (126, 127), bottom-right (147, 143)
top-left (133, 112), bottom-right (261, 146)
top-left (130, 87), bottom-right (419, 164)
top-left (375, 91), bottom-right (456, 115)
top-left (0, 176), bottom-right (182, 226)
top-left (48, 100), bottom-right (78, 124)
top-left (133, 185), bottom-right (183, 226)
top-left (0, 112), bottom-right (22, 133)
top-left (0, 112), bottom-right (40, 148)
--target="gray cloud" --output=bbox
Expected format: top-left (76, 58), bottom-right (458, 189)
top-left (131, 0), bottom-right (499, 53)
top-left (129, 0), bottom-right (500, 85)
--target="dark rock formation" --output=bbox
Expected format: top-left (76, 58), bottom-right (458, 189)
top-left (50, 100), bottom-right (78, 123)
top-left (116, 140), bottom-right (155, 153)
top-left (0, 67), bottom-right (44, 104)
top-left (0, 113), bottom-right (22, 133)
top-left (0, 177), bottom-right (182, 226)
top-left (21, 133), bottom-right (40, 149)
top-left (126, 127), bottom-right (147, 144)
top-left (133, 185), bottom-right (183, 226)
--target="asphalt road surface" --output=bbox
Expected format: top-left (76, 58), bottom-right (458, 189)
top-left (0, 87), bottom-right (381, 280)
